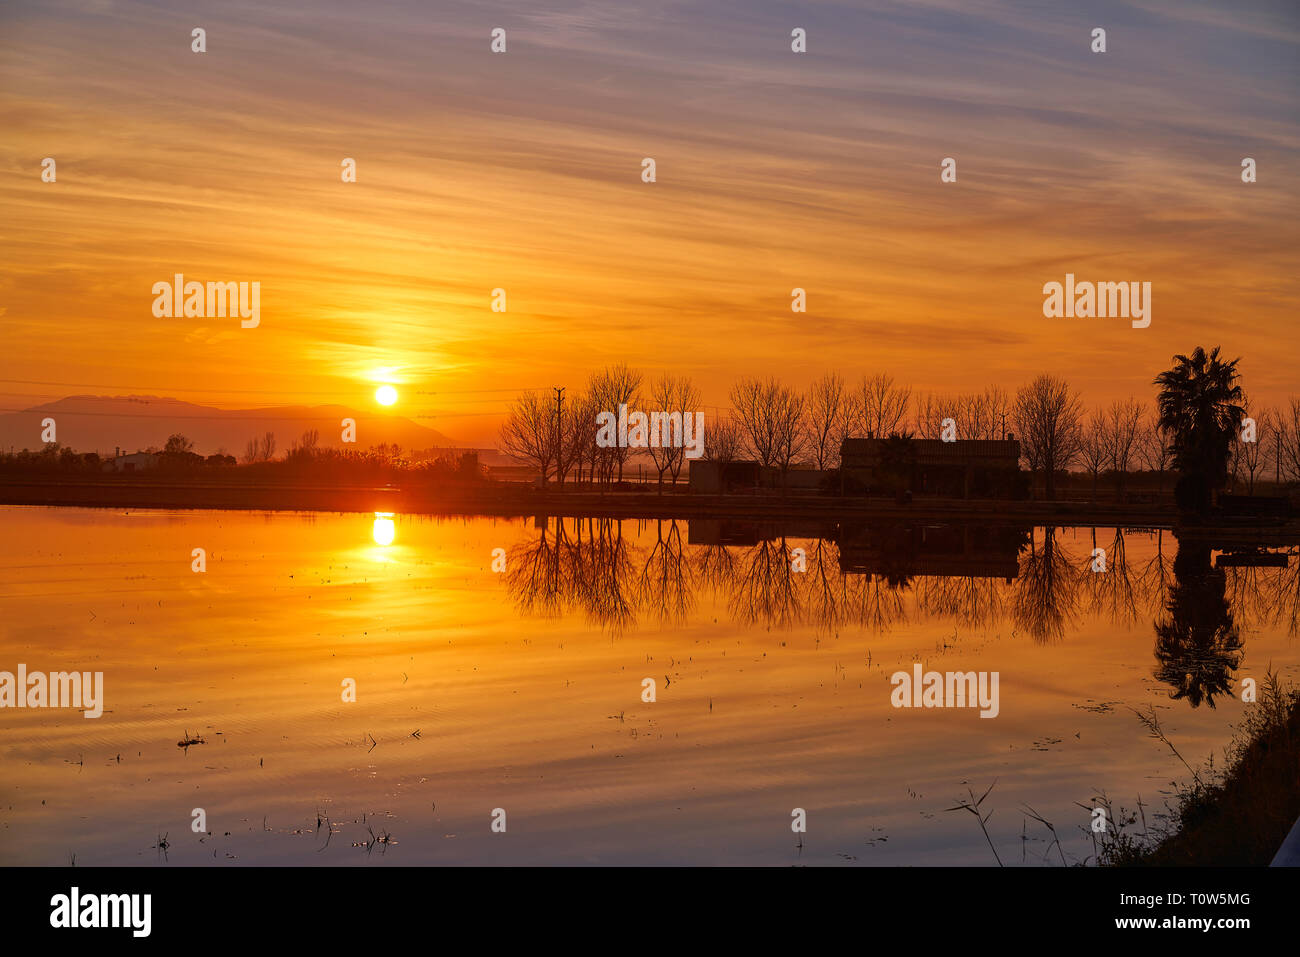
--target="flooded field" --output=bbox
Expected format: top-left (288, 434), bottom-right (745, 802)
top-left (0, 506), bottom-right (1296, 865)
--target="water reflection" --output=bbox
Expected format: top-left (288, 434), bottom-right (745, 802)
top-left (1153, 540), bottom-right (1243, 709)
top-left (2, 507), bottom-right (1296, 866)
top-left (504, 517), bottom-right (1298, 708)
top-left (1012, 527), bottom-right (1079, 643)
top-left (372, 512), bottom-right (396, 546)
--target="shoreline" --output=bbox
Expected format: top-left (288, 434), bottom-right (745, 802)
top-left (1103, 679), bottom-right (1300, 867)
top-left (1, 478), bottom-right (1297, 540)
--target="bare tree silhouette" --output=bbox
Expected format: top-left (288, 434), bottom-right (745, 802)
top-left (637, 519), bottom-right (693, 625)
top-left (730, 537), bottom-right (801, 629)
top-left (1081, 527), bottom-right (1140, 626)
top-left (1013, 526), bottom-right (1080, 642)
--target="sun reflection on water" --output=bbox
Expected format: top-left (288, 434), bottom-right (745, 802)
top-left (372, 512), bottom-right (396, 546)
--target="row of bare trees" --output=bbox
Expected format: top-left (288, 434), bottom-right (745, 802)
top-left (1227, 398), bottom-right (1300, 493)
top-left (1076, 400), bottom-right (1149, 499)
top-left (243, 431), bottom-right (277, 463)
top-left (239, 428), bottom-right (411, 471)
top-left (500, 370), bottom-right (916, 487)
top-left (499, 364), bottom-right (704, 488)
top-left (499, 366), bottom-right (1300, 494)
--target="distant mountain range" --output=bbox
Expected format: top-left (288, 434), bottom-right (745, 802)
top-left (0, 395), bottom-right (469, 457)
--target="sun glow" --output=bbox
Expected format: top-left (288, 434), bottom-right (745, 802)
top-left (375, 384), bottom-right (398, 406)
top-left (372, 513), bottom-right (396, 546)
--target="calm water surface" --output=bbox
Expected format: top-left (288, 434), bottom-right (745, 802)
top-left (0, 506), bottom-right (1296, 865)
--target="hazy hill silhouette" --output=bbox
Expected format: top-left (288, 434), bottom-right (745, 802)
top-left (0, 395), bottom-right (462, 456)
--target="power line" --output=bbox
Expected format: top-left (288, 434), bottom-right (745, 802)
top-left (410, 410), bottom-right (511, 419)
top-left (0, 403), bottom-right (725, 421)
top-left (0, 406), bottom-right (482, 422)
top-left (0, 378), bottom-right (547, 397)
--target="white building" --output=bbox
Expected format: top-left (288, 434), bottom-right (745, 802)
top-left (110, 451), bottom-right (160, 472)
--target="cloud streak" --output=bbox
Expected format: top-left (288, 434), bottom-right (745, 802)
top-left (1, 0), bottom-right (1296, 444)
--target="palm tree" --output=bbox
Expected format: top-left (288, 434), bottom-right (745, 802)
top-left (1154, 347), bottom-right (1245, 512)
top-left (878, 432), bottom-right (917, 494)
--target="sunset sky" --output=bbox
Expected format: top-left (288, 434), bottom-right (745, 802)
top-left (3, 0), bottom-right (1297, 447)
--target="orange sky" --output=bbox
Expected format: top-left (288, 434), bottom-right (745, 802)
top-left (2, 1), bottom-right (1297, 446)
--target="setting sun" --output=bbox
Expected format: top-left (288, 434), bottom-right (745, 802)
top-left (5, 0), bottom-right (1299, 891)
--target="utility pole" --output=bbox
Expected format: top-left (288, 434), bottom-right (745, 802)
top-left (553, 386), bottom-right (565, 490)
top-left (1277, 429), bottom-right (1282, 488)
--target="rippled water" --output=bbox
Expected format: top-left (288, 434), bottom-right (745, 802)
top-left (0, 506), bottom-right (1295, 865)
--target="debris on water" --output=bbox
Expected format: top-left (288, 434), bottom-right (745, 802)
top-left (177, 730), bottom-right (205, 748)
top-left (353, 825), bottom-right (396, 851)
top-left (1072, 699), bottom-right (1119, 714)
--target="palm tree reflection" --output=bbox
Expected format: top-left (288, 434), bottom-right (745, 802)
top-left (1152, 541), bottom-right (1243, 708)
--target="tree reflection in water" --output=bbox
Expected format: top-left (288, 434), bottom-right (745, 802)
top-left (637, 519), bottom-right (693, 627)
top-left (501, 518), bottom-right (1292, 708)
top-left (1012, 527), bottom-right (1079, 643)
top-left (730, 537), bottom-right (801, 629)
top-left (1152, 541), bottom-right (1243, 709)
top-left (1081, 527), bottom-right (1141, 627)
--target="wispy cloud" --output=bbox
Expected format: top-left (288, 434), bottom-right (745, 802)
top-left (2, 0), bottom-right (1296, 444)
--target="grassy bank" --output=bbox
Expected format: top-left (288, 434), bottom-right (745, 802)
top-left (1099, 673), bottom-right (1300, 866)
